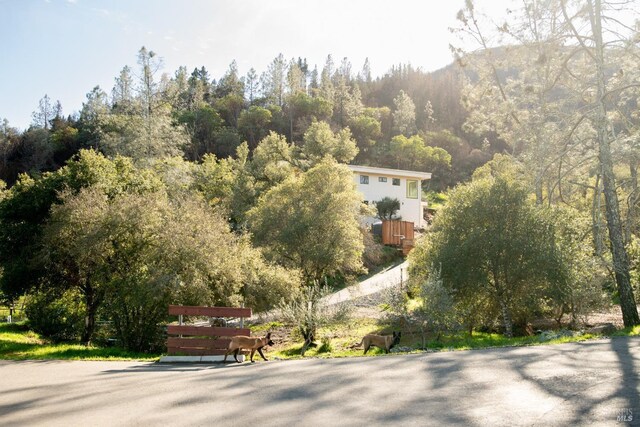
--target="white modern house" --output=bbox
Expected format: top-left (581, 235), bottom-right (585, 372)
top-left (348, 165), bottom-right (432, 228)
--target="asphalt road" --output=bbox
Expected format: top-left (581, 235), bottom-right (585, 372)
top-left (1, 337), bottom-right (639, 426)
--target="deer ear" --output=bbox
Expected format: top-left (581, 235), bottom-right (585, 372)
top-left (266, 332), bottom-right (271, 338)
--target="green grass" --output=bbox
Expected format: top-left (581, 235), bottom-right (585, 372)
top-left (418, 331), bottom-right (600, 352)
top-left (271, 331), bottom-right (603, 359)
top-left (270, 317), bottom-right (392, 360)
top-left (271, 319), bottom-right (616, 359)
top-left (0, 322), bottom-right (159, 361)
top-left (613, 325), bottom-right (640, 336)
top-left (249, 321), bottom-right (284, 334)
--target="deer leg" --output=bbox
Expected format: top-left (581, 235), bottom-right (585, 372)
top-left (257, 347), bottom-right (268, 361)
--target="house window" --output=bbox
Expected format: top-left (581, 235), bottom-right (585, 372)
top-left (407, 180), bottom-right (418, 199)
top-left (378, 177), bottom-right (387, 183)
top-left (392, 178), bottom-right (401, 186)
top-left (360, 175), bottom-right (369, 184)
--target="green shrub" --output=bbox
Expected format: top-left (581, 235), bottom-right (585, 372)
top-left (317, 336), bottom-right (333, 353)
top-left (417, 268), bottom-right (461, 341)
top-left (25, 289), bottom-right (85, 342)
top-left (243, 261), bottom-right (302, 313)
top-left (103, 275), bottom-right (172, 353)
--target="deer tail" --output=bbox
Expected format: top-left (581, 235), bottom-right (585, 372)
top-left (350, 338), bottom-right (364, 349)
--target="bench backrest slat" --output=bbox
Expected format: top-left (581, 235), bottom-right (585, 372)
top-left (168, 305), bottom-right (252, 318)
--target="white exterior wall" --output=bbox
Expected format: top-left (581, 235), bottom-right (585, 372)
top-left (348, 166), bottom-right (431, 228)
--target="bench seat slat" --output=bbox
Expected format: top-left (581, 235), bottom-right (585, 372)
top-left (167, 347), bottom-right (249, 356)
top-left (167, 337), bottom-right (231, 349)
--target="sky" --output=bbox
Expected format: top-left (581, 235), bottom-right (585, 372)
top-left (1, 0), bottom-right (512, 130)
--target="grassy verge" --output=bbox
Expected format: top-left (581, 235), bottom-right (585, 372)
top-left (613, 325), bottom-right (640, 336)
top-left (415, 330), bottom-right (599, 351)
top-left (0, 322), bottom-right (159, 361)
top-left (2, 318), bottom-right (635, 362)
top-left (269, 331), bottom-right (608, 360)
top-left (263, 319), bottom-right (624, 360)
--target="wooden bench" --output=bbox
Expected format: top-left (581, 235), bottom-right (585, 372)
top-left (166, 305), bottom-right (252, 356)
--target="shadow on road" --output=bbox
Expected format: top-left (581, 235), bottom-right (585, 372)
top-left (502, 337), bottom-right (640, 425)
top-left (99, 360), bottom-right (257, 374)
top-left (611, 337), bottom-right (640, 424)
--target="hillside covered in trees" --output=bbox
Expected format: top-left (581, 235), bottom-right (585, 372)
top-left (0, 48), bottom-right (493, 190)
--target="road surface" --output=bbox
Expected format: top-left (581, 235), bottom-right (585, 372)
top-left (1, 337), bottom-right (639, 426)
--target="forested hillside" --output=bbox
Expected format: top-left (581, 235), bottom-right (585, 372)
top-left (0, 49), bottom-right (493, 190)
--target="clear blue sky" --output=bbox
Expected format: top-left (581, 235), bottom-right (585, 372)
top-left (1, 0), bottom-right (510, 130)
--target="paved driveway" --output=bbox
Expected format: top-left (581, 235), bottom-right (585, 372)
top-left (1, 337), bottom-right (639, 426)
top-left (323, 260), bottom-right (409, 306)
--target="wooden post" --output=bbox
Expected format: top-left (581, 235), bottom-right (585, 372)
top-left (240, 303), bottom-right (244, 329)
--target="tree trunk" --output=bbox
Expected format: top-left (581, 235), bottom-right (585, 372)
top-left (493, 273), bottom-right (513, 338)
top-left (499, 298), bottom-right (513, 338)
top-left (534, 174), bottom-right (544, 205)
top-left (300, 330), bottom-right (316, 356)
top-left (81, 289), bottom-right (98, 345)
top-left (592, 174), bottom-right (604, 256)
top-left (289, 109), bottom-right (294, 143)
top-left (626, 162), bottom-right (639, 244)
top-left (81, 284), bottom-right (103, 346)
top-left (590, 0), bottom-right (640, 327)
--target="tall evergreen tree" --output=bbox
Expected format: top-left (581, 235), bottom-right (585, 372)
top-left (245, 67), bottom-right (259, 105)
top-left (31, 94), bottom-right (56, 130)
top-left (136, 46), bottom-right (162, 117)
top-left (392, 90), bottom-right (417, 136)
top-left (261, 54), bottom-right (287, 107)
top-left (112, 66), bottom-right (135, 113)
